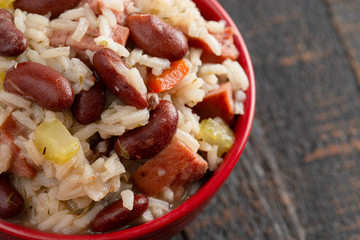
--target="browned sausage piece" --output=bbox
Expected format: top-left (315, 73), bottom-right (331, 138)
top-left (193, 82), bottom-right (235, 124)
top-left (132, 140), bottom-right (208, 197)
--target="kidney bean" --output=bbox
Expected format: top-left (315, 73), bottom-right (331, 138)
top-left (93, 48), bottom-right (148, 109)
top-left (4, 62), bottom-right (74, 112)
top-left (71, 82), bottom-right (105, 124)
top-left (14, 0), bottom-right (81, 18)
top-left (90, 194), bottom-right (148, 233)
top-left (0, 9), bottom-right (14, 21)
top-left (0, 18), bottom-right (28, 57)
top-left (0, 174), bottom-right (24, 219)
top-left (114, 100), bottom-right (178, 160)
top-left (125, 13), bottom-right (188, 61)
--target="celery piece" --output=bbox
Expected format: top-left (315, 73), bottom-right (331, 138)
top-left (35, 118), bottom-right (80, 164)
top-left (0, 72), bottom-right (4, 91)
top-left (0, 0), bottom-right (15, 9)
top-left (200, 118), bottom-right (235, 157)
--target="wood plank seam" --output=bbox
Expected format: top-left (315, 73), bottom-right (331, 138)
top-left (323, 0), bottom-right (360, 89)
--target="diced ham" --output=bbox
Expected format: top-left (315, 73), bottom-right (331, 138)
top-left (188, 26), bottom-right (239, 63)
top-left (194, 82), bottom-right (234, 124)
top-left (51, 0), bottom-right (131, 52)
top-left (50, 26), bottom-right (130, 51)
top-left (111, 24), bottom-right (130, 46)
top-left (65, 29), bottom-right (101, 51)
top-left (0, 115), bottom-right (36, 179)
top-left (49, 30), bottom-right (70, 48)
top-left (132, 140), bottom-right (208, 198)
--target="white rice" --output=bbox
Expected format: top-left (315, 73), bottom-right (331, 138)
top-left (148, 197), bottom-right (170, 218)
top-left (0, 145), bottom-right (11, 174)
top-left (121, 189), bottom-right (134, 210)
top-left (174, 129), bottom-right (199, 153)
top-left (39, 47), bottom-right (70, 59)
top-left (71, 17), bottom-right (90, 42)
top-left (59, 7), bottom-right (85, 20)
top-left (0, 57), bottom-right (16, 71)
top-left (101, 7), bottom-right (117, 28)
top-left (223, 59), bottom-right (249, 91)
top-left (12, 110), bottom-right (37, 131)
top-left (25, 28), bottom-right (48, 43)
top-left (0, 0), bottom-right (250, 235)
top-left (84, 3), bottom-right (98, 29)
top-left (13, 9), bottom-right (26, 33)
top-left (104, 0), bottom-right (125, 12)
top-left (50, 19), bottom-right (79, 31)
top-left (26, 49), bottom-right (47, 65)
top-left (94, 35), bottom-right (129, 57)
top-left (0, 91), bottom-right (32, 109)
top-left (26, 14), bottom-right (50, 30)
top-left (206, 20), bottom-right (226, 33)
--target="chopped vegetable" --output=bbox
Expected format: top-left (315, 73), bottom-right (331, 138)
top-left (194, 82), bottom-right (234, 123)
top-left (35, 118), bottom-right (80, 164)
top-left (0, 72), bottom-right (4, 90)
top-left (0, 0), bottom-right (15, 9)
top-left (146, 59), bottom-right (189, 93)
top-left (200, 118), bottom-right (235, 156)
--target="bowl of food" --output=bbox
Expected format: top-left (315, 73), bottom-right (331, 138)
top-left (0, 0), bottom-right (255, 239)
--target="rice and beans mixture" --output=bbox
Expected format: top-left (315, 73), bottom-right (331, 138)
top-left (0, 0), bottom-right (249, 234)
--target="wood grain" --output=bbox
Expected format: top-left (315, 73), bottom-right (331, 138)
top-left (173, 0), bottom-right (360, 239)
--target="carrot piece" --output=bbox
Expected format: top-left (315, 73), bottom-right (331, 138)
top-left (194, 82), bottom-right (234, 124)
top-left (132, 140), bottom-right (208, 198)
top-left (146, 59), bottom-right (189, 93)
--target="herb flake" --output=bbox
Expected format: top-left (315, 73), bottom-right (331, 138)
top-left (7, 192), bottom-right (17, 207)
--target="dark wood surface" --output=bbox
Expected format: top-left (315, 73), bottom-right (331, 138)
top-left (173, 0), bottom-right (360, 239)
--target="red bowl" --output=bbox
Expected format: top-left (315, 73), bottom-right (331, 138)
top-left (0, 0), bottom-right (255, 239)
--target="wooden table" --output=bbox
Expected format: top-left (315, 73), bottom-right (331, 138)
top-left (174, 0), bottom-right (360, 239)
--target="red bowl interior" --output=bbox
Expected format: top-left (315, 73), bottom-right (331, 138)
top-left (0, 0), bottom-right (256, 239)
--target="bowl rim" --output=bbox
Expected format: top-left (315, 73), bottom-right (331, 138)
top-left (0, 0), bottom-right (256, 239)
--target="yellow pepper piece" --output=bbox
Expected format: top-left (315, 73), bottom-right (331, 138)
top-left (35, 118), bottom-right (80, 164)
top-left (200, 118), bottom-right (235, 157)
top-left (0, 0), bottom-right (15, 9)
top-left (0, 72), bottom-right (5, 91)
